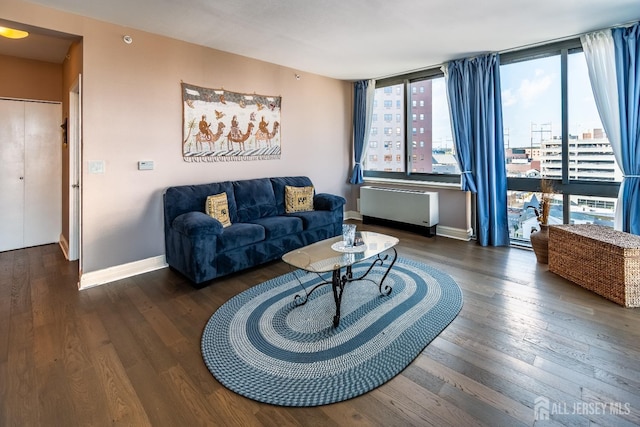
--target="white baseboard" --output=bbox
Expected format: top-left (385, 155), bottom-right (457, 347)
top-left (345, 211), bottom-right (471, 241)
top-left (75, 222), bottom-right (470, 290)
top-left (344, 210), bottom-right (362, 220)
top-left (79, 255), bottom-right (168, 290)
top-left (436, 225), bottom-right (473, 241)
top-left (59, 233), bottom-right (70, 260)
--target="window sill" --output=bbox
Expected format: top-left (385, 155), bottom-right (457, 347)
top-left (363, 177), bottom-right (462, 190)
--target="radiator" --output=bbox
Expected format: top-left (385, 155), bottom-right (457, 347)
top-left (360, 186), bottom-right (439, 234)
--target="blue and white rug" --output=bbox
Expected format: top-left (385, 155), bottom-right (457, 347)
top-left (201, 257), bottom-right (463, 406)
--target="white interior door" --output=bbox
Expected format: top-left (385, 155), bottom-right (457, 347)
top-left (0, 99), bottom-right (61, 252)
top-left (0, 100), bottom-right (25, 252)
top-left (23, 101), bottom-right (62, 247)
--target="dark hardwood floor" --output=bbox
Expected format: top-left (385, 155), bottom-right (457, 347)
top-left (2, 222), bottom-right (639, 426)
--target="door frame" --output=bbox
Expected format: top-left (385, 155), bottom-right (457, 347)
top-left (68, 75), bottom-right (82, 269)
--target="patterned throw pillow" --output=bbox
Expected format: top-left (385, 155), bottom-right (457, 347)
top-left (285, 185), bottom-right (314, 213)
top-left (205, 192), bottom-right (232, 227)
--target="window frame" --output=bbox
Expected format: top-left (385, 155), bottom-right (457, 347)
top-left (363, 37), bottom-right (621, 205)
top-left (501, 38), bottom-right (620, 224)
top-left (363, 67), bottom-right (460, 184)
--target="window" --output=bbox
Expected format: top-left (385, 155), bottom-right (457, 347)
top-left (383, 114), bottom-right (393, 122)
top-left (361, 37), bottom-right (620, 246)
top-left (364, 75), bottom-right (460, 182)
top-left (501, 40), bottom-right (620, 242)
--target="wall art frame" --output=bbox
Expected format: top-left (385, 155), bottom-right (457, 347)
top-left (182, 82), bottom-right (282, 162)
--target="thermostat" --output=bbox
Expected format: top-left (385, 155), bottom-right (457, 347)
top-left (138, 161), bottom-right (154, 170)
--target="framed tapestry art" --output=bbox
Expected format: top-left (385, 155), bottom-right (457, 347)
top-left (182, 82), bottom-right (282, 162)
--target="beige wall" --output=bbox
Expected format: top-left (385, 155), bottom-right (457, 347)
top-left (2, 0), bottom-right (353, 276)
top-left (0, 54), bottom-right (62, 102)
top-left (2, 0), bottom-right (471, 280)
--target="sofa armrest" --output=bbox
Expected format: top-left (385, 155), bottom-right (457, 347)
top-left (172, 211), bottom-right (224, 237)
top-left (314, 193), bottom-right (346, 211)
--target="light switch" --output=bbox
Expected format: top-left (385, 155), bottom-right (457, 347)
top-left (88, 160), bottom-right (105, 174)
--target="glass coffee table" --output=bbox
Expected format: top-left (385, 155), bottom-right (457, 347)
top-left (282, 231), bottom-right (399, 327)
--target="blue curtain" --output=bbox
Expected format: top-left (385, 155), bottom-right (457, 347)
top-left (350, 80), bottom-right (369, 184)
top-left (613, 23), bottom-right (640, 234)
top-left (446, 54), bottom-right (509, 246)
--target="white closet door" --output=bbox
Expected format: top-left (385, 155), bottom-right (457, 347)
top-left (0, 100), bottom-right (25, 252)
top-left (24, 101), bottom-right (62, 248)
top-left (0, 99), bottom-right (61, 252)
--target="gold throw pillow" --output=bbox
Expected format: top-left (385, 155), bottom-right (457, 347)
top-left (285, 185), bottom-right (314, 213)
top-left (205, 193), bottom-right (232, 227)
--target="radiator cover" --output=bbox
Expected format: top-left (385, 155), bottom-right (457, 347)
top-left (360, 186), bottom-right (439, 232)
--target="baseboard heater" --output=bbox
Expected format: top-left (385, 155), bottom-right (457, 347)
top-left (360, 186), bottom-right (439, 237)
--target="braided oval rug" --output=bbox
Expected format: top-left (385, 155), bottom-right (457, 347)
top-left (201, 257), bottom-right (463, 407)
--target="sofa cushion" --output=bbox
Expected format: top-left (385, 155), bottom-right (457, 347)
top-left (285, 185), bottom-right (314, 213)
top-left (233, 178), bottom-right (278, 222)
top-left (205, 193), bottom-right (232, 227)
top-left (270, 176), bottom-right (314, 215)
top-left (249, 216), bottom-right (303, 239)
top-left (287, 210), bottom-right (335, 230)
top-left (216, 222), bottom-right (266, 252)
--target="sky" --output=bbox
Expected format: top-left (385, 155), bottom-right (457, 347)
top-left (430, 51), bottom-right (604, 150)
top-left (501, 52), bottom-right (603, 148)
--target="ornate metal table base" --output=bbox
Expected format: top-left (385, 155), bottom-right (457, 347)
top-left (293, 248), bottom-right (398, 327)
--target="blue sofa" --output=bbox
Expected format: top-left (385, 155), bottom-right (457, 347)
top-left (163, 176), bottom-right (346, 285)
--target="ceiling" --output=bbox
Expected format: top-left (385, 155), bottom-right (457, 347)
top-left (5, 0), bottom-right (640, 80)
top-left (0, 19), bottom-right (78, 63)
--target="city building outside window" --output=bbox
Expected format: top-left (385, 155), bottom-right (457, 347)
top-left (501, 40), bottom-right (620, 243)
top-left (363, 76), bottom-right (456, 178)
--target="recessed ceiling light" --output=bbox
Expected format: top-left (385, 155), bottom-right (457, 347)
top-left (0, 26), bottom-right (29, 39)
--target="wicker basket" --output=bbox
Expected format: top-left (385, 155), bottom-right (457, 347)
top-left (548, 224), bottom-right (640, 308)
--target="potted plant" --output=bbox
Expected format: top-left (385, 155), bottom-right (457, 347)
top-left (529, 179), bottom-right (555, 263)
